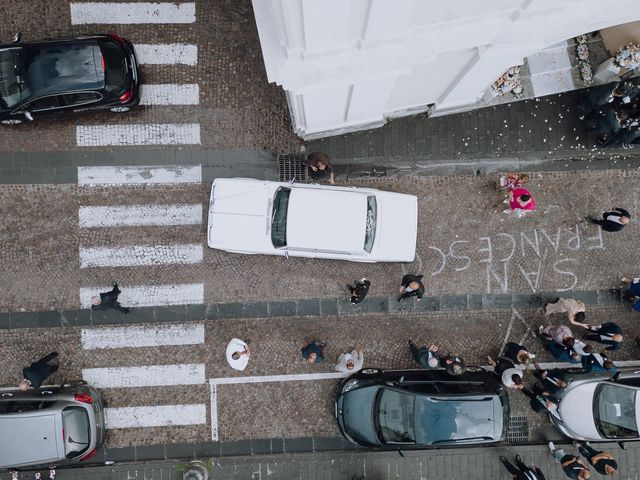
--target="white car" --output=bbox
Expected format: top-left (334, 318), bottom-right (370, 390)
top-left (207, 178), bottom-right (418, 262)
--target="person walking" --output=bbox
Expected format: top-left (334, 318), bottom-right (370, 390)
top-left (548, 442), bottom-right (591, 479)
top-left (521, 384), bottom-right (560, 419)
top-left (225, 338), bottom-right (251, 371)
top-left (502, 342), bottom-right (536, 368)
top-left (545, 297), bottom-right (587, 324)
top-left (334, 346), bottom-right (364, 373)
top-left (301, 340), bottom-right (327, 364)
top-left (443, 353), bottom-right (466, 375)
top-left (398, 274), bottom-right (424, 302)
top-left (544, 339), bottom-right (581, 363)
top-left (408, 341), bottom-right (440, 369)
top-left (578, 81), bottom-right (632, 116)
top-left (539, 324), bottom-right (575, 349)
top-left (581, 352), bottom-right (616, 374)
top-left (586, 207), bottom-right (630, 232)
top-left (487, 356), bottom-right (524, 389)
top-left (575, 442), bottom-right (618, 476)
top-left (503, 187), bottom-right (536, 217)
top-left (347, 278), bottom-right (370, 305)
top-left (304, 152), bottom-right (335, 184)
top-left (19, 352), bottom-right (59, 390)
top-left (621, 276), bottom-right (640, 312)
top-left (91, 282), bottom-right (130, 313)
top-left (579, 322), bottom-right (623, 351)
top-left (533, 365), bottom-right (569, 394)
top-left (499, 454), bottom-right (546, 480)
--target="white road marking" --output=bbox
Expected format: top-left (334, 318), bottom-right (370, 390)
top-left (105, 404), bottom-right (206, 428)
top-left (140, 84), bottom-right (199, 105)
top-left (77, 165), bottom-right (202, 186)
top-left (135, 44), bottom-right (198, 65)
top-left (81, 324), bottom-right (205, 350)
top-left (79, 244), bottom-right (203, 268)
top-left (76, 123), bottom-right (201, 146)
top-left (209, 372), bottom-right (348, 440)
top-left (79, 283), bottom-right (204, 308)
top-left (79, 204), bottom-right (202, 227)
top-left (83, 364), bottom-right (205, 388)
top-left (70, 2), bottom-right (196, 24)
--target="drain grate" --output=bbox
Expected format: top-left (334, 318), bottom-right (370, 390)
top-left (507, 415), bottom-right (529, 444)
top-left (278, 153), bottom-right (307, 182)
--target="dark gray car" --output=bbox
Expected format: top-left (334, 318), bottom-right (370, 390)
top-left (0, 382), bottom-right (105, 469)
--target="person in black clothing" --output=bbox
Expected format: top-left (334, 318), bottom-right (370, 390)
top-left (398, 274), bottom-right (425, 302)
top-left (586, 207), bottom-right (630, 232)
top-left (581, 352), bottom-right (616, 374)
top-left (408, 341), bottom-right (440, 369)
top-left (347, 278), bottom-right (370, 305)
top-left (304, 152), bottom-right (335, 184)
top-left (502, 341), bottom-right (536, 368)
top-left (19, 352), bottom-right (59, 390)
top-left (522, 384), bottom-right (560, 418)
top-left (533, 365), bottom-right (569, 394)
top-left (548, 442), bottom-right (591, 479)
top-left (575, 442), bottom-right (618, 476)
top-left (443, 353), bottom-right (466, 375)
top-left (580, 322), bottom-right (623, 350)
top-left (91, 282), bottom-right (130, 313)
top-left (499, 454), bottom-right (546, 480)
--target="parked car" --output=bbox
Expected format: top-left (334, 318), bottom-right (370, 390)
top-left (0, 33), bottom-right (139, 125)
top-left (551, 369), bottom-right (640, 442)
top-left (0, 382), bottom-right (106, 469)
top-left (335, 368), bottom-right (509, 449)
top-left (207, 178), bottom-right (418, 262)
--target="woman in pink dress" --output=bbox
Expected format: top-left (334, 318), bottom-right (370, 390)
top-left (504, 188), bottom-right (536, 217)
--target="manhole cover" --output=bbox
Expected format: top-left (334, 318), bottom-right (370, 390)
top-left (507, 415), bottom-right (529, 444)
top-left (278, 153), bottom-right (307, 182)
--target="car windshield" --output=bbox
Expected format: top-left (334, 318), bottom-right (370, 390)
top-left (62, 406), bottom-right (91, 458)
top-left (0, 46), bottom-right (30, 109)
top-left (364, 195), bottom-right (377, 253)
top-left (375, 388), bottom-right (415, 444)
top-left (271, 187), bottom-right (291, 248)
top-left (594, 383), bottom-right (639, 438)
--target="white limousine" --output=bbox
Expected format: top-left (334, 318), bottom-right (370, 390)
top-left (207, 178), bottom-right (418, 262)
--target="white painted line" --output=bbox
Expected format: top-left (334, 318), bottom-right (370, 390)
top-left (76, 124), bottom-right (201, 147)
top-left (105, 404), bottom-right (206, 428)
top-left (79, 283), bottom-right (204, 308)
top-left (79, 244), bottom-right (203, 268)
top-left (81, 324), bottom-right (205, 350)
top-left (210, 383), bottom-right (219, 441)
top-left (70, 2), bottom-right (196, 24)
top-left (77, 165), bottom-right (201, 186)
top-left (135, 44), bottom-right (198, 65)
top-left (79, 204), bottom-right (202, 227)
top-left (83, 364), bottom-right (205, 388)
top-left (140, 84), bottom-right (199, 105)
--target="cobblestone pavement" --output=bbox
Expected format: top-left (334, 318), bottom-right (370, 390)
top-left (1, 304), bottom-right (638, 448)
top-left (0, 0), bottom-right (300, 152)
top-left (1, 169), bottom-right (639, 312)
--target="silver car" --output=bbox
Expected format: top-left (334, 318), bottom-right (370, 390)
top-left (0, 382), bottom-right (106, 469)
top-left (552, 369), bottom-right (640, 442)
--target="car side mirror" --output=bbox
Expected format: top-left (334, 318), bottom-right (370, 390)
top-left (284, 250), bottom-right (289, 259)
top-left (12, 32), bottom-right (21, 43)
top-left (397, 448), bottom-right (405, 457)
top-left (618, 441), bottom-right (627, 450)
top-left (24, 111), bottom-right (33, 121)
top-left (288, 176), bottom-right (296, 185)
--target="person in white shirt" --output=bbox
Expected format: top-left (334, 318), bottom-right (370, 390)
top-left (226, 338), bottom-right (251, 371)
top-left (334, 346), bottom-right (364, 373)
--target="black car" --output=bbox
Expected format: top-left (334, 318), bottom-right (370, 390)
top-left (0, 33), bottom-right (139, 125)
top-left (336, 368), bottom-right (509, 449)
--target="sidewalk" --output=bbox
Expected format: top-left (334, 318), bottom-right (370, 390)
top-left (4, 441), bottom-right (636, 480)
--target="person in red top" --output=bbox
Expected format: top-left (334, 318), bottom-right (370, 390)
top-left (504, 188), bottom-right (536, 217)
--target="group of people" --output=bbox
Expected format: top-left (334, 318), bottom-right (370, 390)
top-left (579, 77), bottom-right (640, 148)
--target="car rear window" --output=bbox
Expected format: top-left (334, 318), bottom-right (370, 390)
top-left (62, 406), bottom-right (91, 458)
top-left (100, 40), bottom-right (125, 92)
top-left (271, 187), bottom-right (291, 248)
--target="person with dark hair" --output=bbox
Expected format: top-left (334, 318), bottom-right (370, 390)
top-left (91, 282), bottom-right (130, 314)
top-left (225, 338), bottom-right (251, 371)
top-left (533, 365), bottom-right (569, 394)
top-left (304, 152), bottom-right (335, 184)
top-left (521, 384), bottom-right (560, 419)
top-left (487, 356), bottom-right (523, 389)
top-left (499, 454), bottom-right (546, 480)
top-left (443, 353), bottom-right (466, 375)
top-left (503, 187), bottom-right (536, 217)
top-left (574, 442), bottom-right (618, 476)
top-left (347, 278), bottom-right (370, 305)
top-left (578, 81), bottom-right (634, 117)
top-left (398, 274), bottom-right (425, 302)
top-left (301, 340), bottom-right (327, 364)
top-left (502, 342), bottom-right (536, 368)
top-left (578, 322), bottom-right (623, 351)
top-left (539, 324), bottom-right (574, 348)
top-left (586, 207), bottom-right (630, 232)
top-left (570, 339), bottom-right (593, 358)
top-left (545, 297), bottom-right (586, 324)
top-left (548, 442), bottom-right (591, 479)
top-left (544, 340), bottom-right (581, 363)
top-left (621, 277), bottom-right (640, 312)
top-left (581, 352), bottom-right (616, 374)
top-left (408, 341), bottom-right (441, 369)
top-left (19, 352), bottom-right (59, 390)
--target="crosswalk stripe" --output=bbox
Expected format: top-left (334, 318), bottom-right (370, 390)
top-left (79, 244), bottom-right (203, 268)
top-left (79, 204), bottom-right (202, 227)
top-left (77, 165), bottom-right (202, 185)
top-left (76, 123), bottom-right (201, 146)
top-left (83, 364), bottom-right (205, 388)
top-left (140, 84), bottom-right (199, 105)
top-left (81, 324), bottom-right (205, 350)
top-left (105, 404), bottom-right (206, 428)
top-left (135, 44), bottom-right (198, 65)
top-left (79, 283), bottom-right (204, 308)
top-left (70, 2), bottom-right (196, 24)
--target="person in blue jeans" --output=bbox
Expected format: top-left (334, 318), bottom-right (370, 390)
top-left (581, 322), bottom-right (623, 350)
top-left (545, 340), bottom-right (581, 363)
top-left (301, 340), bottom-right (327, 364)
top-left (581, 352), bottom-right (617, 374)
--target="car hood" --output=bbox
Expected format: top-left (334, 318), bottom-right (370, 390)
top-left (371, 192), bottom-right (417, 262)
top-left (207, 179), bottom-right (277, 253)
top-left (0, 412), bottom-right (62, 468)
top-left (340, 386), bottom-right (381, 446)
top-left (557, 382), bottom-right (600, 439)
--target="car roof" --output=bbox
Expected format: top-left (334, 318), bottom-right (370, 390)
top-left (286, 188), bottom-right (368, 252)
top-left (0, 411), bottom-right (61, 467)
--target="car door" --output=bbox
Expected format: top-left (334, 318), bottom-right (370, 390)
top-left (14, 94), bottom-right (64, 119)
top-left (62, 91), bottom-right (103, 113)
